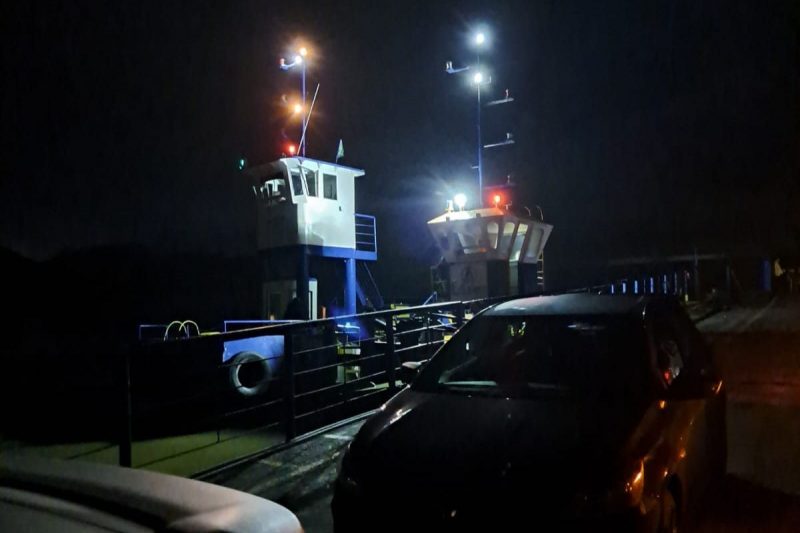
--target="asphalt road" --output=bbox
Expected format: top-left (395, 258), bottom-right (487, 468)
top-left (692, 295), bottom-right (800, 531)
top-left (209, 295), bottom-right (800, 531)
top-left (205, 420), bottom-right (361, 532)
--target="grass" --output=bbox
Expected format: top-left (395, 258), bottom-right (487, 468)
top-left (1, 425), bottom-right (285, 478)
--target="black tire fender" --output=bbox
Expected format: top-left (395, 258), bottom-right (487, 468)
top-left (229, 351), bottom-right (271, 397)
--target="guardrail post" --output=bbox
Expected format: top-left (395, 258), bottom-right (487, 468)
top-left (283, 333), bottom-right (296, 441)
top-left (455, 301), bottom-right (465, 329)
top-left (425, 311), bottom-right (433, 359)
top-left (386, 314), bottom-right (397, 392)
top-left (214, 340), bottom-right (221, 444)
top-left (323, 322), bottom-right (336, 388)
top-left (118, 346), bottom-right (132, 467)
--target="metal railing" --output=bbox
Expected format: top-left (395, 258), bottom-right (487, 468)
top-left (2, 283), bottom-right (724, 477)
top-left (570, 272), bottom-right (693, 298)
top-left (117, 299), bottom-right (494, 473)
top-left (355, 213), bottom-right (377, 253)
top-left (114, 283), bottom-right (718, 475)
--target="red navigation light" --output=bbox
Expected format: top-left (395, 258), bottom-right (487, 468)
top-left (288, 144), bottom-right (297, 155)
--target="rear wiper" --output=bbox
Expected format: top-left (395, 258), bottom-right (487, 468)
top-left (437, 381), bottom-right (505, 397)
top-left (496, 382), bottom-right (570, 398)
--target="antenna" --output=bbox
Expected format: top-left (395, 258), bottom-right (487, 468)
top-left (297, 83), bottom-right (320, 156)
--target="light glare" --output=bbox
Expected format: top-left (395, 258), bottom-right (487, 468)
top-left (454, 193), bottom-right (467, 209)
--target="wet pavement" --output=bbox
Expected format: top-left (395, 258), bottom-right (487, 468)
top-left (694, 295), bottom-right (800, 530)
top-left (204, 420), bottom-right (363, 532)
top-left (208, 295), bottom-right (800, 531)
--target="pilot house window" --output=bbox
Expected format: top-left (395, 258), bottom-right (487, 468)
top-left (260, 172), bottom-right (288, 205)
top-left (303, 167), bottom-right (317, 196)
top-left (290, 169), bottom-right (304, 196)
top-left (323, 173), bottom-right (337, 200)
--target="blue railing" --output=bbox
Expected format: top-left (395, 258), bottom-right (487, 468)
top-left (355, 214), bottom-right (377, 254)
top-left (572, 273), bottom-right (692, 298)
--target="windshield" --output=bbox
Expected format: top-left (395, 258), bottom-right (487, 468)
top-left (414, 314), bottom-right (651, 400)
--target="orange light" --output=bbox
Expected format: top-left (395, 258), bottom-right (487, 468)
top-left (658, 400), bottom-right (666, 410)
top-left (493, 194), bottom-right (502, 207)
top-left (288, 144), bottom-right (297, 155)
top-left (622, 460), bottom-right (645, 504)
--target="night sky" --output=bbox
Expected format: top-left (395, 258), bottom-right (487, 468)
top-left (2, 1), bottom-right (799, 298)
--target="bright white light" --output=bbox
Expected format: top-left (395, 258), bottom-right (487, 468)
top-left (454, 193), bottom-right (467, 210)
top-left (472, 72), bottom-right (484, 85)
top-left (293, 103), bottom-right (303, 114)
top-left (294, 55), bottom-right (303, 65)
top-left (475, 32), bottom-right (486, 45)
top-left (299, 47), bottom-right (308, 57)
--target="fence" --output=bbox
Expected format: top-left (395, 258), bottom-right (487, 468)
top-left (121, 282), bottom-right (713, 475)
top-left (354, 214), bottom-right (377, 255)
top-left (115, 299), bottom-right (504, 475)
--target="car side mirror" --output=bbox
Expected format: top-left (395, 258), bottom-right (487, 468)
top-left (400, 360), bottom-right (426, 385)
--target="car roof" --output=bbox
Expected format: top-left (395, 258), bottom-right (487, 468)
top-left (0, 454), bottom-right (301, 532)
top-left (486, 293), bottom-right (651, 317)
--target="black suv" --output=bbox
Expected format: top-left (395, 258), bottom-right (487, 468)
top-left (333, 294), bottom-right (726, 532)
